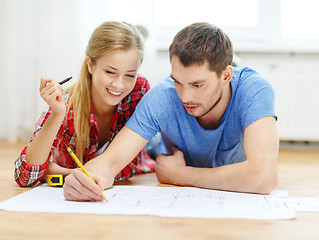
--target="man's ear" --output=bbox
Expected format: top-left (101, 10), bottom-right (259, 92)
top-left (222, 65), bottom-right (233, 84)
top-left (86, 57), bottom-right (94, 74)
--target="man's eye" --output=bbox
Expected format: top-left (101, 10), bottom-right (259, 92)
top-left (193, 84), bottom-right (202, 88)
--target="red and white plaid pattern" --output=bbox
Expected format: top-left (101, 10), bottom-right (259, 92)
top-left (15, 75), bottom-right (155, 187)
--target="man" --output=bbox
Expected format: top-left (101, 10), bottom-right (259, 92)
top-left (63, 22), bottom-right (278, 201)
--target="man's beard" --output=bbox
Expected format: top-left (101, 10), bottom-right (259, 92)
top-left (186, 90), bottom-right (222, 118)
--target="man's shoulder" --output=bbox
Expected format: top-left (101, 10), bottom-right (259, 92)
top-left (234, 67), bottom-right (262, 81)
top-left (135, 77), bottom-right (178, 113)
top-left (233, 67), bottom-right (270, 90)
top-left (147, 77), bottom-right (176, 97)
top-left (153, 76), bottom-right (175, 89)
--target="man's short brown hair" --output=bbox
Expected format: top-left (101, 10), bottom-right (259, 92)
top-left (169, 22), bottom-right (233, 77)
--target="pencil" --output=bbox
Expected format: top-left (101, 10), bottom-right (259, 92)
top-left (58, 76), bottom-right (72, 85)
top-left (66, 147), bottom-right (107, 202)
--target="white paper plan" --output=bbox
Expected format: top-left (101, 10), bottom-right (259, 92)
top-left (0, 185), bottom-right (297, 220)
top-left (265, 195), bottom-right (319, 212)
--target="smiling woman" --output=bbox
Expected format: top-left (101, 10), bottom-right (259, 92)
top-left (14, 21), bottom-right (156, 190)
top-left (88, 48), bottom-right (140, 108)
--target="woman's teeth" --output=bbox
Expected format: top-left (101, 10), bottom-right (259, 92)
top-left (108, 89), bottom-right (122, 96)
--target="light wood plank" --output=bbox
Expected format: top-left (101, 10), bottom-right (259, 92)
top-left (0, 141), bottom-right (318, 240)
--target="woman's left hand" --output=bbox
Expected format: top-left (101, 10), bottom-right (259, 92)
top-left (46, 161), bottom-right (73, 176)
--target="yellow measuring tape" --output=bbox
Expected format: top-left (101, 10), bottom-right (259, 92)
top-left (46, 175), bottom-right (67, 187)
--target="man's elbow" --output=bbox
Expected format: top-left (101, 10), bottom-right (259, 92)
top-left (253, 172), bottom-right (278, 195)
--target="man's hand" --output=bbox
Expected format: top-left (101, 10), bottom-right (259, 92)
top-left (63, 168), bottom-right (114, 201)
top-left (154, 146), bottom-right (187, 186)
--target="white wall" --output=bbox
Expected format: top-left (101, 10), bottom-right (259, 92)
top-left (0, 0), bottom-right (318, 142)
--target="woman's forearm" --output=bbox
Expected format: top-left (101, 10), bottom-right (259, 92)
top-left (26, 113), bottom-right (65, 166)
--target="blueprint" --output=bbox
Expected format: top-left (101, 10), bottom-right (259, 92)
top-left (0, 185), bottom-right (297, 220)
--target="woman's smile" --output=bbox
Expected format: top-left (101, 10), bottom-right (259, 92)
top-left (107, 88), bottom-right (123, 97)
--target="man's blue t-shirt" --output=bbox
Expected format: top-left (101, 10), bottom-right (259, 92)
top-left (126, 67), bottom-right (276, 168)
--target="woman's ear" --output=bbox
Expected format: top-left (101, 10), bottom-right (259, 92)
top-left (222, 65), bottom-right (233, 84)
top-left (86, 57), bottom-right (94, 74)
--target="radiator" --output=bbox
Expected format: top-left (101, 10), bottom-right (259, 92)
top-left (237, 52), bottom-right (319, 142)
top-left (273, 75), bottom-right (319, 141)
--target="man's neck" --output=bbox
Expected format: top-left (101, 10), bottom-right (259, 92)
top-left (196, 83), bottom-right (232, 130)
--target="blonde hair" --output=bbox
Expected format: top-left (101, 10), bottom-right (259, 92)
top-left (64, 21), bottom-right (144, 162)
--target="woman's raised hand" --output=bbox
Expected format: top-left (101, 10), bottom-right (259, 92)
top-left (39, 77), bottom-right (66, 116)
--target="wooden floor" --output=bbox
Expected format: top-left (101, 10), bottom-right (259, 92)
top-left (1, 140), bottom-right (319, 197)
top-left (0, 140), bottom-right (319, 240)
top-left (276, 147), bottom-right (319, 197)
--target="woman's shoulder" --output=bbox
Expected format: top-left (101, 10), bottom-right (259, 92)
top-left (134, 74), bottom-right (151, 93)
top-left (118, 74), bottom-right (150, 113)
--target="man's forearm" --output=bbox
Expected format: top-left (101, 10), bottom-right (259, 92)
top-left (84, 126), bottom-right (149, 182)
top-left (84, 153), bottom-right (117, 179)
top-left (174, 160), bottom-right (277, 194)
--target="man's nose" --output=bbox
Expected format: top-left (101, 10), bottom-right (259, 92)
top-left (179, 88), bottom-right (193, 104)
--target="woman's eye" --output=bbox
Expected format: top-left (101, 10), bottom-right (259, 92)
top-left (193, 84), bottom-right (202, 88)
top-left (106, 71), bottom-right (115, 74)
top-left (126, 74), bottom-right (135, 78)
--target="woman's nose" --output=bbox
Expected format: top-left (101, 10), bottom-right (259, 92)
top-left (111, 76), bottom-right (125, 90)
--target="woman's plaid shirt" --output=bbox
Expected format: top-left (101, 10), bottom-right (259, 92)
top-left (14, 75), bottom-right (155, 187)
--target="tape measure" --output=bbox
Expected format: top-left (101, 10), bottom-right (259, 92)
top-left (46, 174), bottom-right (67, 187)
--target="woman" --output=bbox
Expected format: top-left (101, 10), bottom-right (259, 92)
top-left (15, 21), bottom-right (155, 187)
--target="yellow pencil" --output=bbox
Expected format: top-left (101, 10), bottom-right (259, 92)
top-left (66, 147), bottom-right (107, 202)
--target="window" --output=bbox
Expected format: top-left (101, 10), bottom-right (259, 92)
top-left (281, 0), bottom-right (319, 39)
top-left (105, 0), bottom-right (319, 52)
top-left (154, 0), bottom-right (258, 27)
